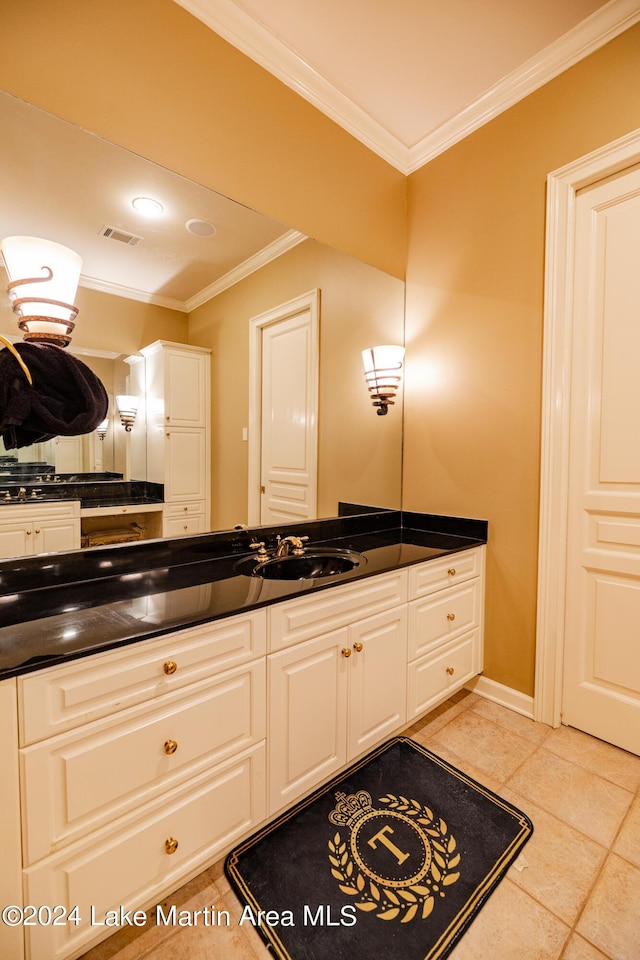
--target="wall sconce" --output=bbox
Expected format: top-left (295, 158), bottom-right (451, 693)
top-left (96, 417), bottom-right (109, 441)
top-left (115, 395), bottom-right (139, 432)
top-left (0, 236), bottom-right (82, 348)
top-left (362, 345), bottom-right (405, 415)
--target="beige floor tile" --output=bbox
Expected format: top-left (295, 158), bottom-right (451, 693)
top-left (417, 740), bottom-right (505, 794)
top-left (576, 854), bottom-right (640, 960)
top-left (501, 789), bottom-right (606, 925)
top-left (404, 689), bottom-right (478, 742)
top-left (544, 725), bottom-right (640, 793)
top-left (469, 698), bottom-right (552, 745)
top-left (448, 879), bottom-right (570, 960)
top-left (507, 750), bottom-right (633, 848)
top-left (561, 934), bottom-right (611, 960)
top-left (612, 794), bottom-right (640, 869)
top-left (429, 710), bottom-right (539, 782)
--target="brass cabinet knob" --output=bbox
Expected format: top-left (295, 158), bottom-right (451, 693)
top-left (446, 667), bottom-right (455, 676)
top-left (165, 837), bottom-right (179, 855)
top-left (448, 568), bottom-right (456, 576)
top-left (341, 647), bottom-right (352, 658)
top-left (353, 642), bottom-right (363, 652)
top-left (183, 506), bottom-right (188, 511)
top-left (163, 660), bottom-right (177, 675)
top-left (35, 529), bottom-right (40, 534)
top-left (447, 612), bottom-right (456, 621)
top-left (26, 529), bottom-right (32, 535)
top-left (164, 739), bottom-right (178, 755)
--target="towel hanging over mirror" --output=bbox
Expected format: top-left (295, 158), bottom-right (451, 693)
top-left (0, 340), bottom-right (108, 449)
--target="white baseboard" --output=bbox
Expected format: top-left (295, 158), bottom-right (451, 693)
top-left (466, 675), bottom-right (535, 720)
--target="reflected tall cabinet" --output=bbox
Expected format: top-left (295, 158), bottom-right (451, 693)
top-left (141, 341), bottom-right (211, 538)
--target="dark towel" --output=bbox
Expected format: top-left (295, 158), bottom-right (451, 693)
top-left (0, 341), bottom-right (109, 449)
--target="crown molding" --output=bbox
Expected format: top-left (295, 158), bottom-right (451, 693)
top-left (172, 0), bottom-right (410, 172)
top-left (406, 0), bottom-right (640, 172)
top-left (184, 229), bottom-right (307, 312)
top-left (78, 229), bottom-right (306, 313)
top-left (79, 275), bottom-right (188, 313)
top-left (173, 0), bottom-right (640, 175)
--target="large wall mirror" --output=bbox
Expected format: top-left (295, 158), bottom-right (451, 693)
top-left (0, 89), bottom-right (404, 550)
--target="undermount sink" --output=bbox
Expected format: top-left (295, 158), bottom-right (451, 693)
top-left (235, 548), bottom-right (366, 580)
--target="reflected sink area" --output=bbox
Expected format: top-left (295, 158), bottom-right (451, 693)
top-left (235, 548), bottom-right (367, 580)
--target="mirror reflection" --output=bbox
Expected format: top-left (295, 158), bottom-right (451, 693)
top-left (0, 90), bottom-right (404, 559)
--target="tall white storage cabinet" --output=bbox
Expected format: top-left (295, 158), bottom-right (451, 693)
top-left (141, 341), bottom-right (211, 538)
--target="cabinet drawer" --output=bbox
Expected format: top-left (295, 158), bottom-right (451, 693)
top-left (23, 742), bottom-right (265, 960)
top-left (408, 546), bottom-right (484, 599)
top-left (163, 514), bottom-right (206, 537)
top-left (18, 610), bottom-right (266, 744)
top-left (269, 568), bottom-right (408, 652)
top-left (163, 499), bottom-right (206, 518)
top-left (21, 661), bottom-right (266, 865)
top-left (407, 630), bottom-right (479, 721)
top-left (408, 580), bottom-right (481, 660)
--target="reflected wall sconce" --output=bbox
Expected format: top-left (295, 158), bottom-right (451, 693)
top-left (362, 345), bottom-right (405, 415)
top-left (96, 417), bottom-right (109, 441)
top-left (115, 395), bottom-right (139, 432)
top-left (0, 236), bottom-right (82, 348)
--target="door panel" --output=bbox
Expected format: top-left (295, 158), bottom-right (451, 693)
top-left (562, 168), bottom-right (640, 754)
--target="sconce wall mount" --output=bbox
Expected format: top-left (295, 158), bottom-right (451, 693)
top-left (362, 344), bottom-right (405, 416)
top-left (0, 236), bottom-right (83, 348)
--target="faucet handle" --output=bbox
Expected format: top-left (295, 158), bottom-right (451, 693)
top-left (250, 540), bottom-right (269, 560)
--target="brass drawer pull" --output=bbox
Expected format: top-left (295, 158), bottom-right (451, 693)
top-left (446, 667), bottom-right (455, 676)
top-left (164, 739), bottom-right (178, 755)
top-left (447, 613), bottom-right (456, 621)
top-left (448, 568), bottom-right (456, 576)
top-left (165, 837), bottom-right (179, 855)
top-left (353, 642), bottom-right (363, 652)
top-left (163, 660), bottom-right (177, 675)
top-left (342, 647), bottom-right (352, 658)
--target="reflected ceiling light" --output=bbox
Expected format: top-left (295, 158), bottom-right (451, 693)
top-left (131, 196), bottom-right (164, 217)
top-left (0, 236), bottom-right (82, 348)
top-left (115, 395), bottom-right (139, 431)
top-left (362, 345), bottom-right (405, 416)
top-left (96, 417), bottom-right (109, 441)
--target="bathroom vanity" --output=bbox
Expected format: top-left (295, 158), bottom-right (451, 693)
top-left (0, 509), bottom-right (486, 960)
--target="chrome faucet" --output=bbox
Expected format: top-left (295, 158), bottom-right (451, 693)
top-left (275, 535), bottom-right (309, 557)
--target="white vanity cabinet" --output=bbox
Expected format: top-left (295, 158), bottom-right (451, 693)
top-left (407, 545), bottom-right (485, 719)
top-left (267, 571), bottom-right (408, 814)
top-left (15, 610), bottom-right (267, 960)
top-left (141, 340), bottom-right (211, 538)
top-left (0, 501), bottom-right (80, 559)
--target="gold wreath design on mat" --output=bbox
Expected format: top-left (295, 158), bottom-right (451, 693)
top-left (327, 793), bottom-right (461, 923)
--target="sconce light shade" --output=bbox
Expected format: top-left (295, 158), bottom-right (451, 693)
top-left (115, 395), bottom-right (139, 432)
top-left (0, 236), bottom-right (82, 348)
top-left (362, 344), bottom-right (405, 415)
top-left (96, 417), bottom-right (109, 441)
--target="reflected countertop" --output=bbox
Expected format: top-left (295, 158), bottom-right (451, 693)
top-left (0, 510), bottom-right (488, 680)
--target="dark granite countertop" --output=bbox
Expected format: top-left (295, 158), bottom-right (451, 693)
top-left (0, 509), bottom-right (487, 681)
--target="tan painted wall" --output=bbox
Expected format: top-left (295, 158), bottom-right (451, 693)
top-left (403, 26), bottom-right (640, 696)
top-left (188, 240), bottom-right (404, 528)
top-left (0, 0), bottom-right (406, 280)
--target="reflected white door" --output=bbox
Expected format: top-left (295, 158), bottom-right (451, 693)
top-left (562, 166), bottom-right (640, 754)
top-left (248, 290), bottom-right (319, 525)
top-left (54, 436), bottom-right (82, 473)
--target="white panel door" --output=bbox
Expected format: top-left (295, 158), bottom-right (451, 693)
top-left (261, 310), bottom-right (315, 524)
top-left (562, 166), bottom-right (640, 754)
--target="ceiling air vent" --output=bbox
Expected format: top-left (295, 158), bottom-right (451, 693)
top-left (99, 225), bottom-right (144, 247)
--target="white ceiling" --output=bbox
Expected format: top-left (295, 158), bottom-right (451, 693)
top-left (174, 0), bottom-right (639, 172)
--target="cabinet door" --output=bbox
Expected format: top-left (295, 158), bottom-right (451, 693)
top-left (0, 522), bottom-right (32, 558)
top-left (165, 349), bottom-right (208, 427)
top-left (268, 628), bottom-right (349, 814)
top-left (348, 607), bottom-right (407, 759)
top-left (34, 518), bottom-right (80, 554)
top-left (164, 429), bottom-right (207, 501)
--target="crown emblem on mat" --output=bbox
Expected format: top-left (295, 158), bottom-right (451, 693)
top-left (328, 790), bottom-right (373, 828)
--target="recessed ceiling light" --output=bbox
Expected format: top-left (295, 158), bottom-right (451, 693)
top-left (132, 196), bottom-right (164, 217)
top-left (185, 218), bottom-right (217, 237)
